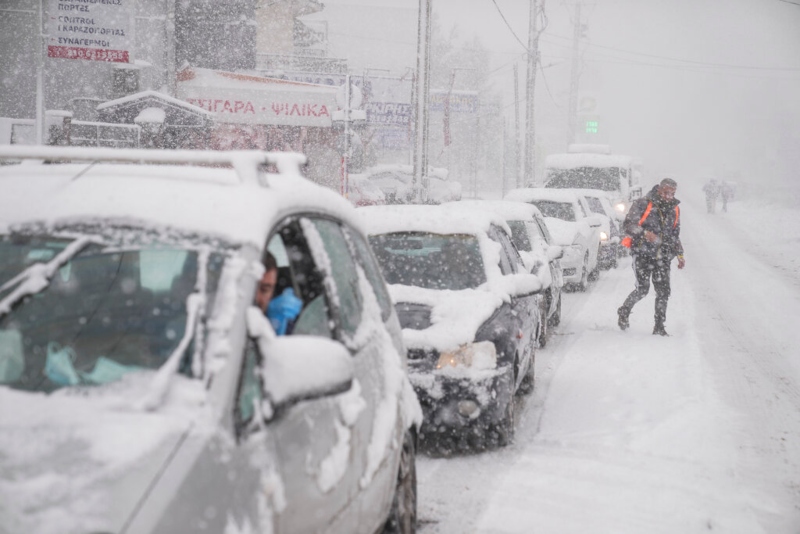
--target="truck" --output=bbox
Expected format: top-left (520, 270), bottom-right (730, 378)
top-left (544, 144), bottom-right (642, 216)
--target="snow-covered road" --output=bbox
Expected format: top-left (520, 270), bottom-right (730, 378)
top-left (416, 190), bottom-right (800, 533)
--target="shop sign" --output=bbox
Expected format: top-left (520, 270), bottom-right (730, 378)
top-left (47, 0), bottom-right (133, 63)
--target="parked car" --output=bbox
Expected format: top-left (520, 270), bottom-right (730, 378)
top-left (348, 173), bottom-right (387, 206)
top-left (362, 164), bottom-right (461, 205)
top-left (358, 204), bottom-right (542, 454)
top-left (572, 188), bottom-right (623, 269)
top-left (0, 146), bottom-right (421, 534)
top-left (504, 188), bottom-right (603, 291)
top-left (445, 199), bottom-right (564, 348)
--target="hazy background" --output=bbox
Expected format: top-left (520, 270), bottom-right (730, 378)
top-left (318, 0), bottom-right (800, 191)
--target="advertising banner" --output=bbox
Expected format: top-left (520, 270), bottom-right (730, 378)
top-left (429, 90), bottom-right (478, 113)
top-left (177, 68), bottom-right (337, 127)
top-left (47, 0), bottom-right (134, 63)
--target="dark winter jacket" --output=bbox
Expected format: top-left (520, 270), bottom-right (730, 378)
top-left (623, 185), bottom-right (684, 260)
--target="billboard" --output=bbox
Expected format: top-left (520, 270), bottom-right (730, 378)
top-left (47, 0), bottom-right (134, 63)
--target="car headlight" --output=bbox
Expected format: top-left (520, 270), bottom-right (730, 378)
top-left (436, 341), bottom-right (497, 370)
top-left (615, 202), bottom-right (626, 212)
top-left (600, 231), bottom-right (609, 241)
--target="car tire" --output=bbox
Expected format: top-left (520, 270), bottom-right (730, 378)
top-left (577, 254), bottom-right (589, 291)
top-left (537, 300), bottom-right (548, 349)
top-left (548, 293), bottom-right (561, 327)
top-left (588, 246), bottom-right (601, 281)
top-left (492, 397), bottom-right (516, 447)
top-left (382, 430), bottom-right (417, 534)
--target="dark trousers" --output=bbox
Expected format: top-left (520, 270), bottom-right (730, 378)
top-left (620, 254), bottom-right (672, 326)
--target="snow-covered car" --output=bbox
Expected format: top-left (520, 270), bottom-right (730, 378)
top-left (0, 146), bottom-right (421, 534)
top-left (359, 204), bottom-right (542, 454)
top-left (362, 164), bottom-right (461, 205)
top-left (572, 188), bottom-right (624, 269)
top-left (348, 173), bottom-right (387, 206)
top-left (445, 200), bottom-right (564, 348)
top-left (505, 188), bottom-right (603, 291)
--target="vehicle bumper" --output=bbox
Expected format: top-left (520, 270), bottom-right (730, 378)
top-left (407, 364), bottom-right (515, 438)
top-left (559, 245), bottom-right (584, 284)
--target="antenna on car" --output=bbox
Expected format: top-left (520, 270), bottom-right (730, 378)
top-left (0, 146), bottom-right (308, 186)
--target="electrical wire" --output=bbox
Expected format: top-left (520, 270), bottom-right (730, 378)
top-left (487, 0), bottom-right (531, 53)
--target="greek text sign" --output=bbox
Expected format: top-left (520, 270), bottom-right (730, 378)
top-left (48, 0), bottom-right (133, 63)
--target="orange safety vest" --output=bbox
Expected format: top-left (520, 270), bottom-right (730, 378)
top-left (621, 202), bottom-right (679, 248)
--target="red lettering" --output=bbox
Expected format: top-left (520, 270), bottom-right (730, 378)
top-left (308, 104), bottom-right (318, 117)
top-left (223, 100), bottom-right (234, 113)
top-left (234, 101), bottom-right (244, 113)
top-left (244, 101), bottom-right (255, 114)
top-left (319, 105), bottom-right (330, 117)
top-left (290, 104), bottom-right (301, 116)
top-left (214, 100), bottom-right (223, 112)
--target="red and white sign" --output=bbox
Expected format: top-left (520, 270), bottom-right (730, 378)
top-left (177, 68), bottom-right (338, 128)
top-left (47, 0), bottom-right (133, 63)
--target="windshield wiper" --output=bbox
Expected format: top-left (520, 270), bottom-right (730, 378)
top-left (0, 236), bottom-right (93, 317)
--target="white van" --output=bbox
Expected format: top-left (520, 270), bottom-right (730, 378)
top-left (544, 144), bottom-right (642, 216)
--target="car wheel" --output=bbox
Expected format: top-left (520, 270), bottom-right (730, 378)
top-left (588, 246), bottom-right (601, 281)
top-left (382, 430), bottom-right (417, 534)
top-left (548, 293), bottom-right (562, 327)
top-left (518, 344), bottom-right (536, 396)
top-left (491, 397), bottom-right (516, 447)
top-left (577, 254), bottom-right (589, 291)
top-left (537, 300), bottom-right (548, 349)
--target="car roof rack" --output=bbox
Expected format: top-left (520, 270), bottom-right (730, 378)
top-left (0, 146), bottom-right (307, 186)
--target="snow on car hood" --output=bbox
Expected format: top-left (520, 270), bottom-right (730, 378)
top-left (388, 284), bottom-right (505, 352)
top-left (542, 217), bottom-right (580, 246)
top-left (0, 374), bottom-right (210, 534)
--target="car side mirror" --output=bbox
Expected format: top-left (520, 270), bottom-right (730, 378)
top-left (586, 215), bottom-right (603, 228)
top-left (246, 307), bottom-right (354, 411)
top-left (546, 245), bottom-right (563, 261)
top-left (491, 272), bottom-right (542, 298)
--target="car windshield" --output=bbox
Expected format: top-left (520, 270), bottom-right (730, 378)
top-left (0, 234), bottom-right (223, 392)
top-left (530, 201), bottom-right (576, 222)
top-left (546, 167), bottom-right (622, 192)
top-left (369, 232), bottom-right (486, 290)
top-left (506, 221), bottom-right (532, 252)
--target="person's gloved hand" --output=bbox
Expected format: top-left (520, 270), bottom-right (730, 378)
top-left (267, 287), bottom-right (303, 335)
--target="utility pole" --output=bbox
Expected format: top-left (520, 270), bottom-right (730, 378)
top-left (523, 0), bottom-right (544, 187)
top-left (566, 2), bottom-right (582, 149)
top-left (412, 0), bottom-right (432, 203)
top-left (513, 63), bottom-right (521, 188)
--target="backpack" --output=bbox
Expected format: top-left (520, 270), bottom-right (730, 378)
top-left (621, 202), bottom-right (679, 248)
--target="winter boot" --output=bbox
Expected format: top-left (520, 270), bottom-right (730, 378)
top-left (617, 307), bottom-right (630, 331)
top-left (652, 324), bottom-right (669, 336)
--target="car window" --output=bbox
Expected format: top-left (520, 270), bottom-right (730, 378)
top-left (531, 200), bottom-right (575, 222)
top-left (302, 218), bottom-right (363, 340)
top-left (534, 218), bottom-right (554, 244)
top-left (344, 226), bottom-right (393, 322)
top-left (585, 196), bottom-right (606, 215)
top-left (369, 232), bottom-right (486, 290)
top-left (488, 225), bottom-right (518, 275)
top-left (506, 220), bottom-right (532, 252)
top-left (575, 199), bottom-right (588, 218)
top-left (267, 220), bottom-right (334, 339)
top-left (235, 340), bottom-right (262, 434)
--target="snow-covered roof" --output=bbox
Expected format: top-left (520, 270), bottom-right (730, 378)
top-left (96, 90), bottom-right (213, 116)
top-left (358, 204), bottom-right (509, 236)
top-left (0, 147), bottom-right (359, 248)
top-left (545, 153), bottom-right (633, 169)
top-left (505, 188), bottom-right (583, 205)
top-left (177, 67), bottom-right (338, 95)
top-left (445, 199), bottom-right (544, 222)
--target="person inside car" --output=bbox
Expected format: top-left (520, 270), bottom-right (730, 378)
top-left (255, 252), bottom-right (302, 335)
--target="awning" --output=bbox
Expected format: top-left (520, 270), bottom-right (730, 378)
top-left (176, 67), bottom-right (337, 128)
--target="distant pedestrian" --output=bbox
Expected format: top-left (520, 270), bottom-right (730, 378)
top-left (720, 181), bottom-right (734, 212)
top-left (702, 179), bottom-right (720, 214)
top-left (618, 178), bottom-right (685, 336)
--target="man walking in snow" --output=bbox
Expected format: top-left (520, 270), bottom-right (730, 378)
top-left (617, 177), bottom-right (685, 336)
top-left (702, 179), bottom-right (720, 214)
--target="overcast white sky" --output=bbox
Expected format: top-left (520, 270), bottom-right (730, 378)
top-left (321, 0), bottom-right (800, 188)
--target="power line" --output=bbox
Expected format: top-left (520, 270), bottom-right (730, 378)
top-left (487, 0), bottom-right (531, 53)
